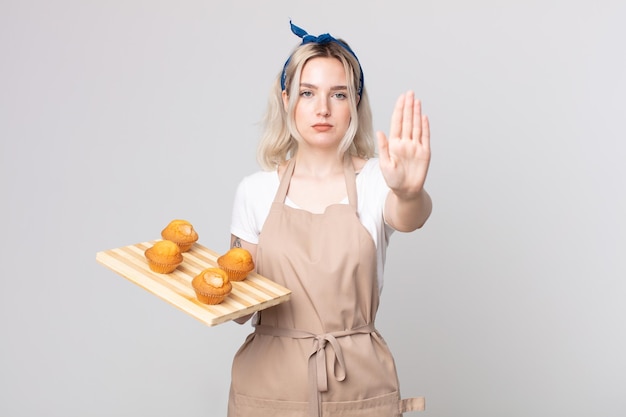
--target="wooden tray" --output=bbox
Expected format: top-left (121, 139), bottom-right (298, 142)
top-left (96, 241), bottom-right (291, 326)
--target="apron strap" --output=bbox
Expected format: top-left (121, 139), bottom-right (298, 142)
top-left (254, 323), bottom-right (376, 417)
top-left (342, 153), bottom-right (358, 211)
top-left (274, 157), bottom-right (296, 203)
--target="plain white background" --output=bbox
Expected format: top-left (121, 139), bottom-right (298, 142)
top-left (1, 1), bottom-right (625, 416)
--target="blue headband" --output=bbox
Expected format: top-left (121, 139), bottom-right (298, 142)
top-left (280, 21), bottom-right (364, 96)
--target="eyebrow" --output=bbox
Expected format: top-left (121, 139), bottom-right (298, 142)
top-left (300, 83), bottom-right (348, 91)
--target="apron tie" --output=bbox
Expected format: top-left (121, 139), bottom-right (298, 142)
top-left (254, 322), bottom-right (376, 417)
top-left (312, 332), bottom-right (346, 391)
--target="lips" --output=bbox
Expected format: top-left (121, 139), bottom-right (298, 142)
top-left (312, 123), bottom-right (332, 132)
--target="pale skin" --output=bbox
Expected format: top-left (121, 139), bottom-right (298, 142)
top-left (230, 57), bottom-right (432, 262)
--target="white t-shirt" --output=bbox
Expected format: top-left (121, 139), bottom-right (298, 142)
top-left (230, 158), bottom-right (395, 293)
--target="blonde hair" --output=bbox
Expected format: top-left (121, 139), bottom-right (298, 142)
top-left (256, 41), bottom-right (375, 170)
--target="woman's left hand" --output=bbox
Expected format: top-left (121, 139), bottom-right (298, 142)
top-left (377, 90), bottom-right (431, 199)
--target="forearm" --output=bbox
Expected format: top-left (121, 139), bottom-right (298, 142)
top-left (384, 188), bottom-right (432, 232)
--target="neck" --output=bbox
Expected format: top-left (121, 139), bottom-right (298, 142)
top-left (293, 150), bottom-right (345, 179)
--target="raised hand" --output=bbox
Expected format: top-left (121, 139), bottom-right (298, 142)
top-left (377, 90), bottom-right (431, 199)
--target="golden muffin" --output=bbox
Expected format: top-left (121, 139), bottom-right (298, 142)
top-left (217, 247), bottom-right (254, 281)
top-left (144, 240), bottom-right (183, 274)
top-left (161, 219), bottom-right (199, 252)
top-left (192, 268), bottom-right (232, 305)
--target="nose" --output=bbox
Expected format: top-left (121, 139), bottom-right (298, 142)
top-left (316, 97), bottom-right (330, 117)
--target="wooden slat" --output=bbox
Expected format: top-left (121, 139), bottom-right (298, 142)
top-left (96, 241), bottom-right (291, 326)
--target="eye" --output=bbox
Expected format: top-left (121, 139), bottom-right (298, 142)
top-left (333, 92), bottom-right (348, 100)
top-left (299, 90), bottom-right (313, 97)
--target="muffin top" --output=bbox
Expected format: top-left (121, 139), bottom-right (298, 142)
top-left (217, 248), bottom-right (254, 270)
top-left (161, 219), bottom-right (199, 243)
top-left (192, 268), bottom-right (232, 294)
top-left (145, 240), bottom-right (183, 263)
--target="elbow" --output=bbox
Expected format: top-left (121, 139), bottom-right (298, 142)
top-left (400, 202), bottom-right (433, 232)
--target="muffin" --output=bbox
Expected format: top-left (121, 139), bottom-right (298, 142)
top-left (217, 247), bottom-right (254, 281)
top-left (192, 268), bottom-right (232, 305)
top-left (144, 240), bottom-right (183, 274)
top-left (161, 219), bottom-right (199, 252)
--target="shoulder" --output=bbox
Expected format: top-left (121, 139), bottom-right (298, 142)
top-left (237, 169), bottom-right (279, 191)
top-left (357, 158), bottom-right (385, 183)
top-left (351, 155), bottom-right (368, 173)
top-left (233, 169), bottom-right (279, 208)
top-left (359, 157), bottom-right (379, 173)
top-left (355, 158), bottom-right (389, 215)
top-left (231, 169), bottom-right (278, 243)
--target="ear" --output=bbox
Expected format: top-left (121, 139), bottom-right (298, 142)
top-left (282, 90), bottom-right (289, 112)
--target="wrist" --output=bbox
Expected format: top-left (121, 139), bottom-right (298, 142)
top-left (391, 186), bottom-right (426, 202)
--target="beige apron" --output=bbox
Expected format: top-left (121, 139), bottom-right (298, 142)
top-left (228, 155), bottom-right (425, 417)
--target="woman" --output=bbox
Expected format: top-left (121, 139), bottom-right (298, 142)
top-left (227, 21), bottom-right (432, 417)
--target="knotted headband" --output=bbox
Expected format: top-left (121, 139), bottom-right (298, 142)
top-left (280, 21), bottom-right (364, 97)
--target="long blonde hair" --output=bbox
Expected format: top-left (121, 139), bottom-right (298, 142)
top-left (256, 41), bottom-right (375, 170)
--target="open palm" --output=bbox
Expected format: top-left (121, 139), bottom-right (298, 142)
top-left (377, 90), bottom-right (431, 198)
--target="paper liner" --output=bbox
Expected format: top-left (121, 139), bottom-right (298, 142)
top-left (146, 260), bottom-right (181, 274)
top-left (172, 241), bottom-right (195, 252)
top-left (217, 265), bottom-right (252, 281)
